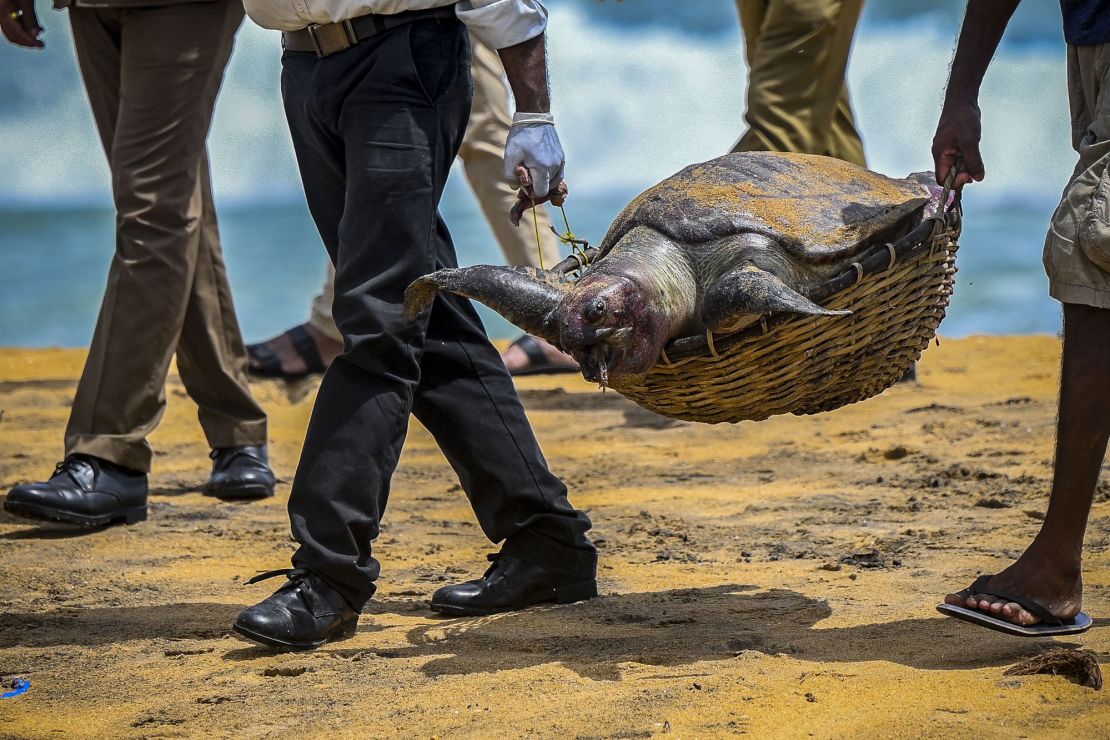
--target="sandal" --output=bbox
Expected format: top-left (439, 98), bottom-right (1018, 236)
top-left (247, 324), bottom-right (327, 380)
top-left (936, 574), bottom-right (1093, 637)
top-left (506, 334), bottom-right (579, 377)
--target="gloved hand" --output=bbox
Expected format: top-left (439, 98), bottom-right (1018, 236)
top-left (503, 112), bottom-right (565, 199)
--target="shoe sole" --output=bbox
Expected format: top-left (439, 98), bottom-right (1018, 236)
top-left (936, 603), bottom-right (1094, 637)
top-left (430, 580), bottom-right (599, 617)
top-left (232, 619), bottom-right (358, 651)
top-left (3, 500), bottom-right (147, 528)
top-left (204, 483), bottom-right (275, 501)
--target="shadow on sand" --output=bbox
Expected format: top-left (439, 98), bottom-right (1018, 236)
top-left (383, 584), bottom-right (1089, 680)
top-left (2, 585), bottom-right (1093, 680)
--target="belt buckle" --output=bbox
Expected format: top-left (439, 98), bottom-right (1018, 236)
top-left (307, 19), bottom-right (357, 57)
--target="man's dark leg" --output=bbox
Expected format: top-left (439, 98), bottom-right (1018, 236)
top-left (946, 302), bottom-right (1110, 624)
top-left (237, 19), bottom-right (592, 644)
top-left (413, 271), bottom-right (596, 577)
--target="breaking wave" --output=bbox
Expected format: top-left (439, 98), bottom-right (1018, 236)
top-left (0, 1), bottom-right (1075, 207)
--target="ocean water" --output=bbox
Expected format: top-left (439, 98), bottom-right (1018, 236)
top-left (0, 1), bottom-right (1073, 346)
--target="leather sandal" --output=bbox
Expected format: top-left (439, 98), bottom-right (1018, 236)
top-left (507, 334), bottom-right (579, 377)
top-left (247, 324), bottom-right (328, 380)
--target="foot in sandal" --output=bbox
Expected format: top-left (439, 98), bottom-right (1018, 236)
top-left (247, 323), bottom-right (342, 380)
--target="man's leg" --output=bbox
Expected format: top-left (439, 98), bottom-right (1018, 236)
top-left (238, 19), bottom-right (592, 638)
top-left (4, 2), bottom-right (273, 527)
top-left (731, 0), bottom-right (865, 163)
top-left (64, 0), bottom-right (255, 473)
top-left (946, 303), bottom-right (1109, 624)
top-left (274, 20), bottom-right (479, 609)
top-left (825, 84), bottom-right (867, 167)
top-left (412, 240), bottom-right (596, 584)
top-left (0, 8), bottom-right (151, 527)
top-left (174, 152), bottom-right (267, 452)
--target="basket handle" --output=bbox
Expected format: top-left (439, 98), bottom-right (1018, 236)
top-left (938, 154), bottom-right (963, 218)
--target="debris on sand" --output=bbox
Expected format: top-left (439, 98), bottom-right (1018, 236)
top-left (261, 666), bottom-right (313, 678)
top-left (974, 497), bottom-right (1011, 509)
top-left (1004, 649), bottom-right (1103, 690)
top-left (840, 550), bottom-right (886, 569)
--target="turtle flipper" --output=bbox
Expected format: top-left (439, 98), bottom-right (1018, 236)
top-left (702, 265), bottom-right (850, 333)
top-left (404, 265), bottom-right (569, 344)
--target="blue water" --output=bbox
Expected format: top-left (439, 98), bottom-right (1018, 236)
top-left (0, 1), bottom-right (1076, 346)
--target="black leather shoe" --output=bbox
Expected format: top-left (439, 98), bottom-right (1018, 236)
top-left (205, 445), bottom-right (276, 500)
top-left (233, 568), bottom-right (358, 650)
top-left (430, 553), bottom-right (598, 616)
top-left (4, 455), bottom-right (148, 527)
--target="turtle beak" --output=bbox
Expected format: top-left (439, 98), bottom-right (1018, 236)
top-left (573, 328), bottom-right (633, 387)
top-left (578, 344), bottom-right (618, 388)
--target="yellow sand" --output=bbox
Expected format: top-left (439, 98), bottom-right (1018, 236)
top-left (0, 337), bottom-right (1107, 738)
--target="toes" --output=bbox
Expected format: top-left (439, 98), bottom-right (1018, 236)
top-left (944, 592), bottom-right (967, 606)
top-left (965, 594), bottom-right (990, 611)
top-left (1001, 602), bottom-right (1039, 626)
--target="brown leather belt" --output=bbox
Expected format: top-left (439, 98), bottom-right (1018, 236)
top-left (282, 5), bottom-right (456, 58)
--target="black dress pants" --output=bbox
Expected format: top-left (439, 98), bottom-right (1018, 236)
top-left (280, 16), bottom-right (596, 611)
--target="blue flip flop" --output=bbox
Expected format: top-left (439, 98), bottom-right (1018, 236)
top-left (936, 575), bottom-right (1094, 637)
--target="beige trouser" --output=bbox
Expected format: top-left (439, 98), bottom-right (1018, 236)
top-left (65, 0), bottom-right (267, 473)
top-left (732, 0), bottom-right (867, 167)
top-left (309, 37), bottom-right (560, 342)
top-left (1044, 43), bottom-right (1110, 309)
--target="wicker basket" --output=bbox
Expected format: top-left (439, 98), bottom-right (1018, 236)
top-left (603, 205), bottom-right (962, 424)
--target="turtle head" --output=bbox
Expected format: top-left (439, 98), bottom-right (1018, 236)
top-left (558, 272), bottom-right (676, 386)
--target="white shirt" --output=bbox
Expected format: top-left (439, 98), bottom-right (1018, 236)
top-left (243, 0), bottom-right (548, 50)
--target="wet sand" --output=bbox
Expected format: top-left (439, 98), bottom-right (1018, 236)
top-left (0, 336), bottom-right (1106, 737)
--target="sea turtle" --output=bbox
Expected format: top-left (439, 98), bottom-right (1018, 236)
top-left (404, 151), bottom-right (934, 386)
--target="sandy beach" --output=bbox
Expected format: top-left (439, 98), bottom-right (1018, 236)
top-left (0, 336), bottom-right (1106, 737)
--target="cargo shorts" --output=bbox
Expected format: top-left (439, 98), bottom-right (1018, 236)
top-left (1044, 43), bottom-right (1110, 309)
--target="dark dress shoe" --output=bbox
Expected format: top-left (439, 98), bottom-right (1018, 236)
top-left (430, 553), bottom-right (598, 617)
top-left (234, 569), bottom-right (358, 650)
top-left (4, 455), bottom-right (148, 527)
top-left (206, 445), bottom-right (276, 500)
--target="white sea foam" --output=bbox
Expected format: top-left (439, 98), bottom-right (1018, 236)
top-left (0, 3), bottom-right (1078, 206)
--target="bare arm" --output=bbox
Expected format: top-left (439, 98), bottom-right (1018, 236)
top-left (932, 0), bottom-right (1021, 186)
top-left (497, 31), bottom-right (566, 202)
top-left (497, 32), bottom-right (550, 113)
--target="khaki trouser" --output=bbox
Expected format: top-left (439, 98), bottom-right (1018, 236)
top-left (732, 0), bottom-right (867, 167)
top-left (309, 37), bottom-right (560, 342)
top-left (1044, 43), bottom-right (1110, 309)
top-left (65, 0), bottom-right (267, 473)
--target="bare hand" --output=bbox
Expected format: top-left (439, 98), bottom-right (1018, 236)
top-left (932, 99), bottom-right (983, 187)
top-left (0, 0), bottom-right (43, 48)
top-left (510, 176), bottom-right (568, 227)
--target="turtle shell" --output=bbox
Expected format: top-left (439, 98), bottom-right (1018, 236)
top-left (597, 152), bottom-right (930, 265)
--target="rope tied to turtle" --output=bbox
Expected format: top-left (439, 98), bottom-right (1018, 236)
top-left (524, 187), bottom-right (593, 275)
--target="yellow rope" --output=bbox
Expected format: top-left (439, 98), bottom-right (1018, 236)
top-left (530, 197), bottom-right (589, 271)
top-left (530, 197), bottom-right (544, 271)
top-left (558, 205), bottom-right (584, 258)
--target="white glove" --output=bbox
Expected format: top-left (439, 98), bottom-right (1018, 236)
top-left (503, 112), bottom-right (565, 199)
